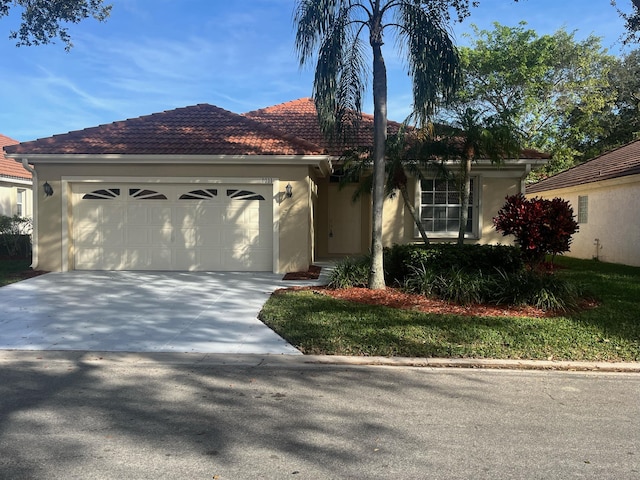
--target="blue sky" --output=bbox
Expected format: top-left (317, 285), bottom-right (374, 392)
top-left (0, 0), bottom-right (635, 141)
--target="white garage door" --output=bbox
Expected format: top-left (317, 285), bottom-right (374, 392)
top-left (72, 183), bottom-right (273, 271)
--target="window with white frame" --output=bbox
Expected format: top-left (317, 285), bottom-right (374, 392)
top-left (16, 189), bottom-right (25, 216)
top-left (419, 178), bottom-right (477, 237)
top-left (578, 195), bottom-right (588, 224)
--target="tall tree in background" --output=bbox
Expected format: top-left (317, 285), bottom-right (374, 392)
top-left (572, 49), bottom-right (640, 156)
top-left (613, 0), bottom-right (640, 44)
top-left (0, 0), bottom-right (111, 50)
top-left (455, 22), bottom-right (615, 179)
top-left (294, 0), bottom-right (471, 289)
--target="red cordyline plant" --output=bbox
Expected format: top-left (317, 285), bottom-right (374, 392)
top-left (493, 194), bottom-right (579, 266)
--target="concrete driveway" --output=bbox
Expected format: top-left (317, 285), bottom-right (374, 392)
top-left (0, 270), bottom-right (320, 354)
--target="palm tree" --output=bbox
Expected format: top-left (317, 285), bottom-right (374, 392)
top-left (294, 0), bottom-right (470, 289)
top-left (432, 108), bottom-right (522, 245)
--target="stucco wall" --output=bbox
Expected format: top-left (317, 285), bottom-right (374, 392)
top-left (33, 163), bottom-right (314, 273)
top-left (0, 182), bottom-right (33, 217)
top-left (395, 175), bottom-right (520, 246)
top-left (480, 176), bottom-right (519, 245)
top-left (316, 172), bottom-right (522, 257)
top-left (529, 175), bottom-right (640, 267)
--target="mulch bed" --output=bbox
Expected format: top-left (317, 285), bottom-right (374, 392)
top-left (282, 264), bottom-right (322, 280)
top-left (276, 285), bottom-right (552, 318)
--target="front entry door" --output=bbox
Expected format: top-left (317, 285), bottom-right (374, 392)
top-left (328, 184), bottom-right (362, 254)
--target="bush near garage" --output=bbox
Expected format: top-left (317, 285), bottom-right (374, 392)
top-left (0, 215), bottom-right (32, 258)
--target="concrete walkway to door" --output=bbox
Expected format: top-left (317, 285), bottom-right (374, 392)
top-left (0, 270), bottom-right (325, 354)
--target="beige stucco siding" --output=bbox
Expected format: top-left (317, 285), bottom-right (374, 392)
top-left (528, 175), bottom-right (640, 267)
top-left (390, 175), bottom-right (520, 246)
top-left (480, 177), bottom-right (520, 245)
top-left (33, 162), bottom-right (315, 273)
top-left (0, 181), bottom-right (33, 217)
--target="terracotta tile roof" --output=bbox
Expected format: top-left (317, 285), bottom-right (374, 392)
top-left (244, 97), bottom-right (403, 156)
top-left (4, 104), bottom-right (324, 156)
top-left (527, 139), bottom-right (640, 194)
top-left (0, 134), bottom-right (31, 180)
top-left (245, 99), bottom-right (549, 160)
top-left (3, 98), bottom-right (549, 162)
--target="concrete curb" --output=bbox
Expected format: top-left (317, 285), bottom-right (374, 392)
top-left (0, 350), bottom-right (638, 372)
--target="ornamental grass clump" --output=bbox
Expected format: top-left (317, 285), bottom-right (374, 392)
top-left (327, 255), bottom-right (370, 289)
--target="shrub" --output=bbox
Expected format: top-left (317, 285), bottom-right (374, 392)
top-left (489, 268), bottom-right (581, 312)
top-left (0, 215), bottom-right (32, 257)
top-left (331, 243), bottom-right (581, 311)
top-left (328, 255), bottom-right (370, 288)
top-left (384, 243), bottom-right (523, 285)
top-left (493, 194), bottom-right (579, 266)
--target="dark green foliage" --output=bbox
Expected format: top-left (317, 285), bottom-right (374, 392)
top-left (384, 243), bottom-right (523, 285)
top-left (332, 243), bottom-right (580, 311)
top-left (0, 215), bottom-right (32, 257)
top-left (489, 268), bottom-right (581, 311)
top-left (0, 0), bottom-right (111, 50)
top-left (327, 255), bottom-right (370, 289)
top-left (404, 264), bottom-right (490, 305)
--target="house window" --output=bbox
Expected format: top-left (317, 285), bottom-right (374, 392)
top-left (419, 178), bottom-right (477, 236)
top-left (16, 189), bottom-right (25, 216)
top-left (578, 195), bottom-right (588, 224)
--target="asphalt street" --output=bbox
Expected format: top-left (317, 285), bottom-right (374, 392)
top-left (0, 352), bottom-right (638, 479)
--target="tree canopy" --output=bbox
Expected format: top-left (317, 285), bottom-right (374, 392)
top-left (613, 0), bottom-right (640, 44)
top-left (0, 0), bottom-right (111, 50)
top-left (451, 22), bottom-right (616, 178)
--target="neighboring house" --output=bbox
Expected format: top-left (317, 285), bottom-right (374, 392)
top-left (527, 139), bottom-right (640, 267)
top-left (3, 98), bottom-right (547, 273)
top-left (0, 134), bottom-right (32, 218)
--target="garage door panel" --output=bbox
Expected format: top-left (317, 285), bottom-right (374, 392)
top-left (147, 249), bottom-right (173, 270)
top-left (126, 227), bottom-right (150, 246)
top-left (179, 228), bottom-right (222, 247)
top-left (73, 183), bottom-right (273, 271)
top-left (101, 227), bottom-right (125, 246)
top-left (75, 248), bottom-right (104, 269)
top-left (75, 227), bottom-right (102, 246)
top-left (148, 206), bottom-right (173, 224)
top-left (102, 249), bottom-right (125, 269)
top-left (101, 206), bottom-right (125, 225)
top-left (223, 247), bottom-right (272, 270)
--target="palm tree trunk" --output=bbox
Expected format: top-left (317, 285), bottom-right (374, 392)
top-left (457, 156), bottom-right (472, 246)
top-left (369, 17), bottom-right (387, 290)
top-left (399, 182), bottom-right (430, 245)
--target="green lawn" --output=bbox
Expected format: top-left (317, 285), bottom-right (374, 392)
top-left (0, 257), bottom-right (32, 287)
top-left (259, 257), bottom-right (640, 361)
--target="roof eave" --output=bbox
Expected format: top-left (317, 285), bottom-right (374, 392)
top-left (9, 152), bottom-right (330, 164)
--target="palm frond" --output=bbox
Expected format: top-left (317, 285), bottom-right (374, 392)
top-left (396, 2), bottom-right (462, 126)
top-left (309, 5), bottom-right (368, 143)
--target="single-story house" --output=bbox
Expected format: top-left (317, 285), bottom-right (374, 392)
top-left (4, 98), bottom-right (548, 273)
top-left (527, 139), bottom-right (640, 267)
top-left (0, 134), bottom-right (32, 218)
